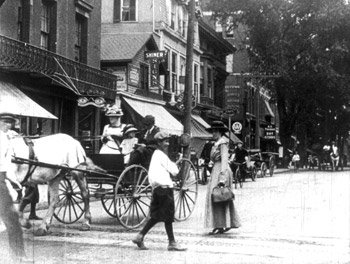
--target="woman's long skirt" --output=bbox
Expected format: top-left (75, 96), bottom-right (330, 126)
top-left (204, 161), bottom-right (241, 229)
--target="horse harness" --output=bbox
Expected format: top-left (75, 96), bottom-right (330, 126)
top-left (20, 137), bottom-right (39, 185)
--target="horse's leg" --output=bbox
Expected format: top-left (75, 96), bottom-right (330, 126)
top-left (34, 178), bottom-right (60, 236)
top-left (74, 172), bottom-right (91, 231)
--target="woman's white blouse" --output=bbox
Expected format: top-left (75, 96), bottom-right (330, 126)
top-left (148, 149), bottom-right (179, 188)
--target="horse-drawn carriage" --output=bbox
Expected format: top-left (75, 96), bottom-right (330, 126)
top-left (248, 149), bottom-right (277, 178)
top-left (10, 133), bottom-right (198, 235)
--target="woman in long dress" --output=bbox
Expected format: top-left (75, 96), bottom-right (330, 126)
top-left (99, 106), bottom-right (126, 154)
top-left (204, 121), bottom-right (241, 235)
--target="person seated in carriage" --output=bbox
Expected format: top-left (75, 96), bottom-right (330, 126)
top-left (120, 125), bottom-right (138, 166)
top-left (99, 105), bottom-right (126, 154)
top-left (128, 115), bottom-right (160, 168)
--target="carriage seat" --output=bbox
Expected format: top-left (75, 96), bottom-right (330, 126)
top-left (87, 154), bottom-right (125, 175)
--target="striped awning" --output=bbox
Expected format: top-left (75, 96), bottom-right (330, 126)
top-left (191, 115), bottom-right (212, 139)
top-left (0, 81), bottom-right (57, 119)
top-left (123, 96), bottom-right (183, 135)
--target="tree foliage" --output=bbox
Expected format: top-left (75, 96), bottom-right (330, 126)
top-left (206, 0), bottom-right (350, 150)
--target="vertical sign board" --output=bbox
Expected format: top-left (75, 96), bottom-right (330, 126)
top-left (145, 51), bottom-right (167, 87)
top-left (264, 124), bottom-right (276, 139)
top-left (150, 59), bottom-right (159, 86)
top-left (111, 67), bottom-right (127, 91)
top-left (128, 65), bottom-right (140, 87)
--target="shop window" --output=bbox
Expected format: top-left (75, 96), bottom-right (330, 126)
top-left (114, 0), bottom-right (136, 22)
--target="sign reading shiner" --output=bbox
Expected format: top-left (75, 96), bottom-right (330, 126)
top-left (145, 51), bottom-right (166, 60)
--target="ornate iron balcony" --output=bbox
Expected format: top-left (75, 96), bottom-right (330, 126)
top-left (0, 35), bottom-right (117, 99)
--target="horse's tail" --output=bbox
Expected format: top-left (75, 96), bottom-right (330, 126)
top-left (84, 157), bottom-right (106, 173)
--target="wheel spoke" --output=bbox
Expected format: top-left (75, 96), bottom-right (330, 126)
top-left (115, 198), bottom-right (132, 213)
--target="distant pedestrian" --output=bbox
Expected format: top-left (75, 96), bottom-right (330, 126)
top-left (292, 151), bottom-right (300, 172)
top-left (132, 131), bottom-right (186, 251)
top-left (330, 141), bottom-right (340, 170)
top-left (204, 121), bottom-right (241, 235)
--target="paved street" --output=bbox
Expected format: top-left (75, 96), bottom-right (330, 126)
top-left (1, 169), bottom-right (350, 263)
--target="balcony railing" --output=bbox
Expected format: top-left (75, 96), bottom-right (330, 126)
top-left (0, 35), bottom-right (117, 99)
top-left (200, 95), bottom-right (214, 106)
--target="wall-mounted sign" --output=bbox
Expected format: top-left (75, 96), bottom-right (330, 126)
top-left (128, 65), bottom-right (139, 87)
top-left (264, 124), bottom-right (276, 139)
top-left (145, 51), bottom-right (167, 60)
top-left (232, 122), bottom-right (242, 134)
top-left (111, 67), bottom-right (127, 91)
top-left (150, 59), bottom-right (159, 86)
top-left (176, 92), bottom-right (196, 111)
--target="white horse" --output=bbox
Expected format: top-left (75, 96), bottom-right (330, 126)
top-left (6, 133), bottom-right (102, 236)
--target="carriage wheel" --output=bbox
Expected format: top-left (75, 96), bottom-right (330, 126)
top-left (251, 166), bottom-right (257, 181)
top-left (234, 168), bottom-right (243, 189)
top-left (53, 177), bottom-right (85, 224)
top-left (101, 186), bottom-right (117, 217)
top-left (114, 165), bottom-right (152, 229)
top-left (260, 162), bottom-right (267, 177)
top-left (174, 158), bottom-right (198, 221)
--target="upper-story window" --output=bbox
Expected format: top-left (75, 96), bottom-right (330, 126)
top-left (114, 0), bottom-right (136, 22)
top-left (178, 6), bottom-right (186, 37)
top-left (75, 15), bottom-right (83, 62)
top-left (207, 67), bottom-right (213, 99)
top-left (40, 2), bottom-right (51, 50)
top-left (170, 1), bottom-right (176, 30)
top-left (171, 52), bottom-right (178, 93)
top-left (17, 0), bottom-right (23, 41)
top-left (194, 64), bottom-right (199, 99)
top-left (200, 65), bottom-right (204, 96)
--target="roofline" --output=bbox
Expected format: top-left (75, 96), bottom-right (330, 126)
top-left (198, 19), bottom-right (236, 53)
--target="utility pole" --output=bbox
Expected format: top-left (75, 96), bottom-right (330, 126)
top-left (183, 0), bottom-right (195, 159)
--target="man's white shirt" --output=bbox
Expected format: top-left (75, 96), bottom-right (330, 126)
top-left (148, 149), bottom-right (179, 188)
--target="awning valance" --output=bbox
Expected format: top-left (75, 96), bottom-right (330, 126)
top-left (123, 96), bottom-right (183, 135)
top-left (191, 114), bottom-right (212, 139)
top-left (225, 132), bottom-right (243, 144)
top-left (0, 81), bottom-right (57, 119)
top-left (264, 100), bottom-right (275, 117)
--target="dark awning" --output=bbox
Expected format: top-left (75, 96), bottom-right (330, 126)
top-left (0, 81), bottom-right (57, 119)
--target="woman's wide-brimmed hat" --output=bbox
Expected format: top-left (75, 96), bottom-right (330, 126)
top-left (123, 124), bottom-right (138, 136)
top-left (105, 105), bottom-right (123, 117)
top-left (206, 121), bottom-right (229, 133)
